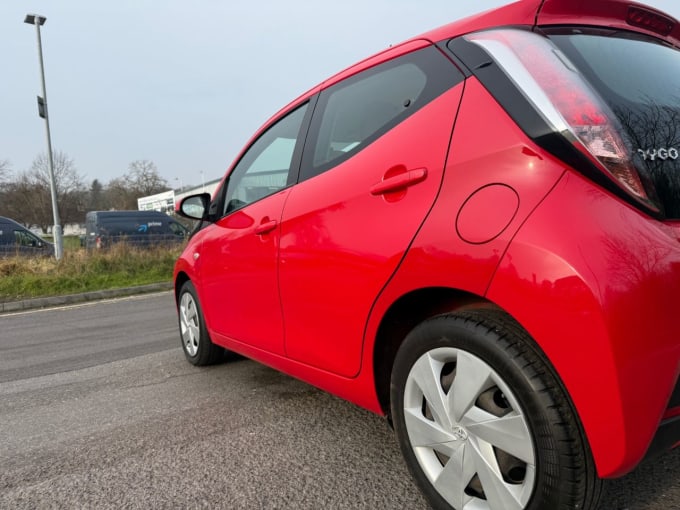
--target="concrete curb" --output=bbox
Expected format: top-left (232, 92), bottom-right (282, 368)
top-left (0, 282), bottom-right (174, 314)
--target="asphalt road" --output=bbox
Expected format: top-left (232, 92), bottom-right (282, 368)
top-left (0, 293), bottom-right (679, 509)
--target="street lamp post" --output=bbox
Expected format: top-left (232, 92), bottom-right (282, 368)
top-left (24, 13), bottom-right (63, 260)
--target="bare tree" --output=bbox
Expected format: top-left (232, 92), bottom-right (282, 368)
top-left (0, 172), bottom-right (39, 227)
top-left (0, 159), bottom-right (10, 183)
top-left (105, 176), bottom-right (137, 210)
top-left (16, 151), bottom-right (87, 230)
top-left (30, 151), bottom-right (83, 196)
top-left (0, 160), bottom-right (12, 219)
top-left (126, 160), bottom-right (169, 196)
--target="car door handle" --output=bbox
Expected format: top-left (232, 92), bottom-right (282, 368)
top-left (254, 219), bottom-right (278, 235)
top-left (370, 167), bottom-right (428, 195)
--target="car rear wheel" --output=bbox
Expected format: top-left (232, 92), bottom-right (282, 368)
top-left (178, 281), bottom-right (224, 365)
top-left (390, 310), bottom-right (602, 510)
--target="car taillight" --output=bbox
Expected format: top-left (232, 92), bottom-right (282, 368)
top-left (627, 6), bottom-right (674, 36)
top-left (465, 29), bottom-right (659, 213)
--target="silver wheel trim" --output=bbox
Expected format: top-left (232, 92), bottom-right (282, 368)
top-left (179, 292), bottom-right (200, 357)
top-left (403, 347), bottom-right (536, 510)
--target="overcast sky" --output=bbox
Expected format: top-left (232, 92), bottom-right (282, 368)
top-left (2, 0), bottom-right (679, 190)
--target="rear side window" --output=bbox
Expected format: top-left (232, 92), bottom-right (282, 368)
top-left (312, 64), bottom-right (427, 167)
top-left (549, 29), bottom-right (680, 218)
top-left (302, 46), bottom-right (463, 180)
top-left (15, 230), bottom-right (35, 246)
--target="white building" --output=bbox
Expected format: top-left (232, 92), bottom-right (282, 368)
top-left (137, 178), bottom-right (222, 213)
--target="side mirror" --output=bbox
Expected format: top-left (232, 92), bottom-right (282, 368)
top-left (178, 193), bottom-right (212, 220)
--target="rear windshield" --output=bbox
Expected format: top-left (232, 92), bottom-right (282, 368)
top-left (550, 29), bottom-right (680, 218)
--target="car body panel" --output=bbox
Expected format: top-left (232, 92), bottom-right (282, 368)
top-left (368, 78), bottom-right (567, 300)
top-left (198, 189), bottom-right (291, 354)
top-left (278, 84), bottom-right (465, 377)
top-left (487, 171), bottom-right (680, 477)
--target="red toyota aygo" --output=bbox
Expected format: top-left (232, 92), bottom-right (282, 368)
top-left (174, 1), bottom-right (680, 508)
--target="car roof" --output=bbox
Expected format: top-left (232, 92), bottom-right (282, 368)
top-left (315, 0), bottom-right (680, 96)
top-left (417, 0), bottom-right (680, 48)
top-left (0, 216), bottom-right (28, 228)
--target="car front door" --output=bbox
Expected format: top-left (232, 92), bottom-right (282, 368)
top-left (197, 102), bottom-right (311, 355)
top-left (279, 45), bottom-right (465, 376)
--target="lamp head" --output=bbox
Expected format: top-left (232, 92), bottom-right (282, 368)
top-left (24, 14), bottom-right (46, 26)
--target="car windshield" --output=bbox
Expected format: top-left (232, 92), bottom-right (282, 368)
top-left (550, 29), bottom-right (680, 218)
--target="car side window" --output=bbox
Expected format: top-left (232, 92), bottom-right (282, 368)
top-left (222, 103), bottom-right (309, 215)
top-left (301, 46), bottom-right (463, 181)
top-left (169, 221), bottom-right (188, 237)
top-left (14, 230), bottom-right (40, 247)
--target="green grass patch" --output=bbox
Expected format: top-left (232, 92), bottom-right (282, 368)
top-left (42, 235), bottom-right (82, 251)
top-left (0, 243), bottom-right (181, 302)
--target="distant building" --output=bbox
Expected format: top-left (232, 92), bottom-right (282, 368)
top-left (174, 178), bottom-right (222, 205)
top-left (137, 190), bottom-right (175, 213)
top-left (137, 178), bottom-right (222, 213)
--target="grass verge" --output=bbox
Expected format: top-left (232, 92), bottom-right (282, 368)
top-left (0, 242), bottom-right (181, 302)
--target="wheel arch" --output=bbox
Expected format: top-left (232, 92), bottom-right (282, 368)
top-left (372, 286), bottom-right (500, 416)
top-left (174, 271), bottom-right (191, 305)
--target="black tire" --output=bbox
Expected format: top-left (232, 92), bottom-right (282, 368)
top-left (177, 281), bottom-right (224, 366)
top-left (390, 310), bottom-right (602, 510)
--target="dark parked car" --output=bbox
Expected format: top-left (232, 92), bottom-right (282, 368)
top-left (84, 210), bottom-right (189, 249)
top-left (0, 216), bottom-right (54, 257)
top-left (173, 1), bottom-right (680, 509)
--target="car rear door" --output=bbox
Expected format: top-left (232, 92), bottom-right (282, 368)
top-left (278, 44), bottom-right (465, 377)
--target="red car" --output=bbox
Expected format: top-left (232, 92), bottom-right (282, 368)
top-left (174, 1), bottom-right (680, 508)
